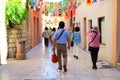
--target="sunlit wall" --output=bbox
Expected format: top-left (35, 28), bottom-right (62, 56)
top-left (0, 0), bottom-right (8, 64)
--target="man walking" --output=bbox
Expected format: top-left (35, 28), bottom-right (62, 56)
top-left (53, 21), bottom-right (70, 72)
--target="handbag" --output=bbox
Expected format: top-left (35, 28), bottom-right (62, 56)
top-left (70, 37), bottom-right (74, 47)
top-left (51, 53), bottom-right (58, 63)
top-left (71, 31), bottom-right (74, 47)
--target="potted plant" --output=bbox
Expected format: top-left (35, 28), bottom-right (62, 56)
top-left (5, 0), bottom-right (28, 29)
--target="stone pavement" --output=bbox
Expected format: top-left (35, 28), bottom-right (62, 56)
top-left (0, 42), bottom-right (120, 80)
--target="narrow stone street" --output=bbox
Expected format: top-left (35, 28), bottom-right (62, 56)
top-left (0, 42), bottom-right (120, 80)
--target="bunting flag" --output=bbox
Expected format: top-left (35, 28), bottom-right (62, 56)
top-left (71, 3), bottom-right (76, 16)
top-left (31, 0), bottom-right (38, 8)
top-left (65, 10), bottom-right (71, 19)
top-left (45, 6), bottom-right (48, 15)
top-left (37, 0), bottom-right (77, 17)
top-left (48, 2), bottom-right (53, 13)
top-left (92, 0), bottom-right (97, 3)
top-left (72, 0), bottom-right (77, 8)
top-left (86, 0), bottom-right (103, 6)
top-left (67, 2), bottom-right (72, 11)
top-left (86, 0), bottom-right (92, 6)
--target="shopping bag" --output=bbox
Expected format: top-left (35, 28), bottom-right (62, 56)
top-left (51, 53), bottom-right (58, 63)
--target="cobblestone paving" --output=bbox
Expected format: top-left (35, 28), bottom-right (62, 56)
top-left (0, 43), bottom-right (120, 80)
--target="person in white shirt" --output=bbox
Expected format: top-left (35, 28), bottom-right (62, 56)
top-left (42, 27), bottom-right (51, 47)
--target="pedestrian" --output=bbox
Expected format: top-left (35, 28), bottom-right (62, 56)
top-left (67, 27), bottom-right (72, 39)
top-left (42, 27), bottom-right (50, 47)
top-left (50, 27), bottom-right (56, 44)
top-left (87, 26), bottom-right (100, 70)
top-left (73, 26), bottom-right (81, 59)
top-left (53, 21), bottom-right (70, 72)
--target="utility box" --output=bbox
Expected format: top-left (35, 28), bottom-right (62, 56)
top-left (16, 40), bottom-right (26, 60)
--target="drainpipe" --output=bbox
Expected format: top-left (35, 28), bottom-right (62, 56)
top-left (71, 10), bottom-right (73, 32)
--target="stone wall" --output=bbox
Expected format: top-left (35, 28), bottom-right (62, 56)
top-left (7, 30), bottom-right (21, 58)
top-left (7, 21), bottom-right (31, 58)
top-left (21, 21), bottom-right (31, 53)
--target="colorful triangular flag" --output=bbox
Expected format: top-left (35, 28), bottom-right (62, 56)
top-left (92, 0), bottom-right (97, 3)
top-left (86, 0), bottom-right (92, 6)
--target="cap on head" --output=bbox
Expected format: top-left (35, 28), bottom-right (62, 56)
top-left (92, 26), bottom-right (98, 31)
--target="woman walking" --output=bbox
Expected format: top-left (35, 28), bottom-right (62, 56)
top-left (87, 26), bottom-right (100, 70)
top-left (73, 26), bottom-right (81, 59)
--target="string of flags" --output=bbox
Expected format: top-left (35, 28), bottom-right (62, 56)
top-left (29, 0), bottom-right (77, 16)
top-left (29, 0), bottom-right (104, 17)
top-left (86, 0), bottom-right (104, 6)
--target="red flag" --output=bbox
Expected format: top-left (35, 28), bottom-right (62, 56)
top-left (65, 3), bottom-right (76, 20)
top-left (65, 10), bottom-right (71, 19)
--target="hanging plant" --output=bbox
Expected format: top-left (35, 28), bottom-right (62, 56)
top-left (5, 0), bottom-right (28, 29)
